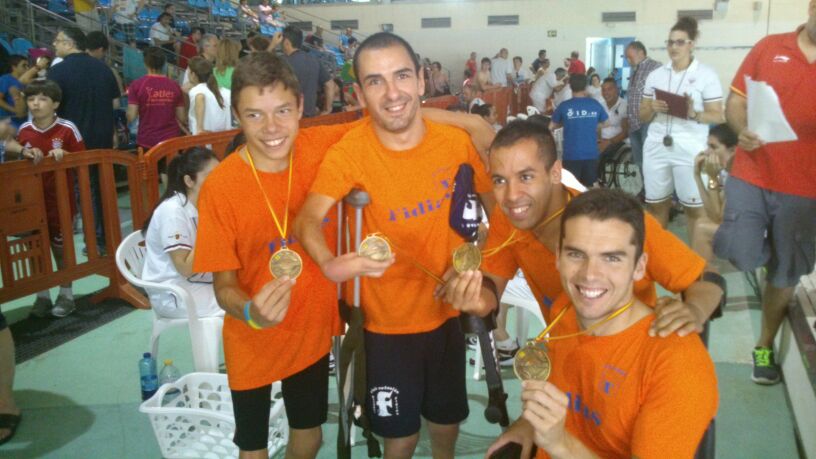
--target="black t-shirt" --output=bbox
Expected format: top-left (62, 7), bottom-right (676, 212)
top-left (283, 49), bottom-right (330, 118)
top-left (48, 53), bottom-right (120, 149)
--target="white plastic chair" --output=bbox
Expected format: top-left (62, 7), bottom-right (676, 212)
top-left (471, 288), bottom-right (546, 381)
top-left (116, 230), bottom-right (224, 373)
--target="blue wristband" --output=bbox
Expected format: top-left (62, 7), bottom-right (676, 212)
top-left (243, 301), bottom-right (262, 330)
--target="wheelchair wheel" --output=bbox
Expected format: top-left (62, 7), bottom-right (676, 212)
top-left (613, 147), bottom-right (644, 197)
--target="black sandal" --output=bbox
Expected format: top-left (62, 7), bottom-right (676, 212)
top-left (0, 413), bottom-right (22, 446)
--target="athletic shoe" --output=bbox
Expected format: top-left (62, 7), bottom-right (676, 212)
top-left (466, 336), bottom-right (478, 350)
top-left (328, 352), bottom-right (336, 376)
top-left (52, 295), bottom-right (76, 318)
top-left (29, 297), bottom-right (53, 319)
top-left (752, 346), bottom-right (781, 385)
top-left (496, 344), bottom-right (520, 367)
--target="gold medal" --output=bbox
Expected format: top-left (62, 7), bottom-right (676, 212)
top-left (452, 242), bottom-right (482, 273)
top-left (268, 247), bottom-right (303, 280)
top-left (513, 341), bottom-right (551, 381)
top-left (358, 234), bottom-right (392, 261)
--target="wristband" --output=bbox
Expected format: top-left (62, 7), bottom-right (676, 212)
top-left (243, 301), bottom-right (263, 330)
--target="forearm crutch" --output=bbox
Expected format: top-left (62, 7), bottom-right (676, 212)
top-left (336, 189), bottom-right (381, 458)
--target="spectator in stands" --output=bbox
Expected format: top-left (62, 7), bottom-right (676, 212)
top-left (428, 61), bottom-right (450, 96)
top-left (486, 189), bottom-right (718, 459)
top-left (692, 124), bottom-right (736, 266)
top-left (258, 0), bottom-right (284, 27)
top-left (141, 147), bottom-right (223, 319)
top-left (127, 47), bottom-right (185, 150)
top-left (214, 39), bottom-right (241, 90)
top-left (0, 55), bottom-right (41, 129)
top-left (586, 66), bottom-right (596, 78)
top-left (565, 50), bottom-right (586, 75)
top-left (85, 31), bottom-right (125, 96)
top-left (551, 73), bottom-right (608, 187)
top-left (714, 0), bottom-right (816, 385)
top-left (150, 12), bottom-right (181, 64)
top-left (282, 26), bottom-right (333, 117)
top-left (511, 56), bottom-right (532, 86)
top-left (343, 37), bottom-right (358, 61)
top-left (625, 40), bottom-right (661, 173)
top-left (491, 47), bottom-right (512, 87)
top-left (163, 3), bottom-right (178, 29)
top-left (179, 27), bottom-right (205, 69)
top-left (466, 51), bottom-right (478, 78)
top-left (111, 0), bottom-right (144, 44)
top-left (48, 26), bottom-right (120, 252)
top-left (471, 103), bottom-right (500, 131)
top-left (476, 57), bottom-right (499, 91)
top-left (639, 17), bottom-right (724, 249)
top-left (599, 77), bottom-right (628, 156)
top-left (462, 81), bottom-right (485, 112)
top-left (182, 33), bottom-right (219, 91)
top-left (17, 80), bottom-right (85, 318)
top-left (238, 0), bottom-right (259, 31)
top-left (73, 0), bottom-right (101, 32)
top-left (531, 49), bottom-right (547, 73)
top-left (551, 67), bottom-right (571, 109)
top-left (339, 26), bottom-right (354, 53)
top-left (187, 56), bottom-right (232, 134)
top-left (271, 4), bottom-right (286, 25)
top-left (305, 26), bottom-right (325, 49)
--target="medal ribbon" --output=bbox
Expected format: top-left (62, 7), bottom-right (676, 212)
top-left (532, 297), bottom-right (637, 343)
top-left (245, 146), bottom-right (294, 244)
top-left (365, 232), bottom-right (445, 284)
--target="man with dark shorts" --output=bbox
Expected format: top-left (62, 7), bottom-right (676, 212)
top-left (714, 0), bottom-right (816, 385)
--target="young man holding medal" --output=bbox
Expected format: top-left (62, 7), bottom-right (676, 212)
top-left (486, 189), bottom-right (719, 458)
top-left (294, 33), bottom-right (495, 458)
top-left (448, 120), bottom-right (724, 345)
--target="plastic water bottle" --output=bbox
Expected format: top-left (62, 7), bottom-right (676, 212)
top-left (139, 352), bottom-right (158, 401)
top-left (159, 359), bottom-right (182, 404)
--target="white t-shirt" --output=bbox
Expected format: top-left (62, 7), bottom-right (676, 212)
top-left (142, 193), bottom-right (215, 315)
top-left (490, 57), bottom-right (512, 87)
top-left (149, 22), bottom-right (172, 44)
top-left (188, 83), bottom-right (232, 135)
top-left (553, 84), bottom-right (572, 110)
top-left (530, 72), bottom-right (559, 112)
top-left (113, 0), bottom-right (137, 24)
top-left (511, 67), bottom-right (532, 85)
top-left (586, 85), bottom-right (605, 106)
top-left (601, 97), bottom-right (628, 140)
top-left (643, 59), bottom-right (723, 144)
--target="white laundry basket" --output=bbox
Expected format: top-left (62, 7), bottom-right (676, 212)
top-left (139, 372), bottom-right (288, 458)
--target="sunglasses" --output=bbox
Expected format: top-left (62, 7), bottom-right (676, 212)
top-left (665, 39), bottom-right (693, 47)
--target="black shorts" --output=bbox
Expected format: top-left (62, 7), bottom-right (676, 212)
top-left (231, 353), bottom-right (329, 451)
top-left (0, 308), bottom-right (6, 331)
top-left (364, 317), bottom-right (469, 438)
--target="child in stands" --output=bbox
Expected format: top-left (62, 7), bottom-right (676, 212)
top-left (16, 80), bottom-right (84, 318)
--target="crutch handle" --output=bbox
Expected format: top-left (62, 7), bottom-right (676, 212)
top-left (344, 189), bottom-right (371, 208)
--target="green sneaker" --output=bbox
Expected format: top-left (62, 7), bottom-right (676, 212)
top-left (752, 347), bottom-right (781, 385)
top-left (30, 296), bottom-right (53, 318)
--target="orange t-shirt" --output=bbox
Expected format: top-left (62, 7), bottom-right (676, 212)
top-left (535, 293), bottom-right (718, 459)
top-left (482, 187), bottom-right (706, 323)
top-left (310, 117), bottom-right (492, 334)
top-left (194, 124), bottom-right (351, 390)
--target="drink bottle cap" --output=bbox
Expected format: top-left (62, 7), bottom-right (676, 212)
top-left (143, 352), bottom-right (151, 358)
top-left (164, 359), bottom-right (173, 365)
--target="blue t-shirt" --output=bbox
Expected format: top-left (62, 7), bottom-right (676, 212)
top-left (552, 96), bottom-right (608, 160)
top-left (0, 74), bottom-right (25, 127)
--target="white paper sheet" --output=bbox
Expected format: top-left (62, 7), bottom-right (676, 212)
top-left (746, 76), bottom-right (798, 143)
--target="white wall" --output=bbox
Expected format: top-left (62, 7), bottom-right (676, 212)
top-left (288, 0), bottom-right (808, 92)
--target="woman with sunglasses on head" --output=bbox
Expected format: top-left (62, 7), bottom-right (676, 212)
top-left (638, 17), bottom-right (725, 253)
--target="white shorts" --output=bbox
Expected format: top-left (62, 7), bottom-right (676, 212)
top-left (642, 137), bottom-right (704, 207)
top-left (149, 281), bottom-right (224, 319)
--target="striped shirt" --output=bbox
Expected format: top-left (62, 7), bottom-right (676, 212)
top-left (626, 57), bottom-right (661, 131)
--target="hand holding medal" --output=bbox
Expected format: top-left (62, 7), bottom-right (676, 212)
top-left (245, 147), bottom-right (303, 280)
top-left (246, 275), bottom-right (296, 328)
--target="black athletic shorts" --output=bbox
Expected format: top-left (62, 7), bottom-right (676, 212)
top-left (231, 353), bottom-right (329, 451)
top-left (0, 308), bottom-right (6, 331)
top-left (364, 317), bottom-right (469, 438)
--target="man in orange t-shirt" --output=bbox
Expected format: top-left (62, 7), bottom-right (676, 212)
top-left (487, 189), bottom-right (718, 459)
top-left (474, 120), bottom-right (723, 340)
top-left (294, 33), bottom-right (496, 458)
top-left (193, 52), bottom-right (347, 459)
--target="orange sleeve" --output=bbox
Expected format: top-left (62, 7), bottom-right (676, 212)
top-left (631, 336), bottom-right (718, 459)
top-left (301, 118), bottom-right (364, 150)
top-left (481, 210), bottom-right (519, 280)
top-left (309, 138), bottom-right (366, 201)
top-left (643, 212), bottom-right (705, 293)
top-left (467, 135), bottom-right (492, 194)
top-left (193, 177), bottom-right (242, 273)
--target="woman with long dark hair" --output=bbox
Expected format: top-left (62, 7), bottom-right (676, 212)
top-left (639, 16), bottom-right (724, 250)
top-left (141, 147), bottom-right (222, 319)
top-left (188, 56), bottom-right (232, 134)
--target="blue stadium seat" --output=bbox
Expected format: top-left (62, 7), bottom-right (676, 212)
top-left (48, 0), bottom-right (71, 15)
top-left (259, 24), bottom-right (282, 36)
top-left (11, 38), bottom-right (34, 57)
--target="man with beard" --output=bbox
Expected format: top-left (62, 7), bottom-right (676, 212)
top-left (294, 32), bottom-right (495, 458)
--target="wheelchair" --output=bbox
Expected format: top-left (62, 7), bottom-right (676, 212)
top-left (597, 142), bottom-right (643, 197)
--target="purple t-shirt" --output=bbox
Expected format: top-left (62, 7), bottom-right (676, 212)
top-left (127, 75), bottom-right (183, 148)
